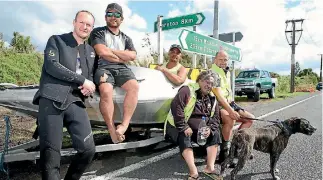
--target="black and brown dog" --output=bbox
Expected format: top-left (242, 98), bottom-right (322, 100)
top-left (220, 117), bottom-right (317, 180)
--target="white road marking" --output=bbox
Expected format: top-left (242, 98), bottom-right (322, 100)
top-left (88, 93), bottom-right (320, 179)
top-left (91, 148), bottom-right (179, 180)
top-left (256, 94), bottom-right (319, 119)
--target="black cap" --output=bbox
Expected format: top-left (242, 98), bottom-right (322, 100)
top-left (106, 3), bottom-right (123, 16)
top-left (169, 44), bottom-right (182, 53)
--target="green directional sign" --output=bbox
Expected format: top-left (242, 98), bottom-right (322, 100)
top-left (154, 13), bottom-right (205, 32)
top-left (178, 29), bottom-right (242, 62)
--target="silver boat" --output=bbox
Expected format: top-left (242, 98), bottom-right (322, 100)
top-left (0, 66), bottom-right (192, 127)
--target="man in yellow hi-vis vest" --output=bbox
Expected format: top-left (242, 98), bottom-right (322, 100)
top-left (211, 50), bottom-right (255, 164)
top-left (164, 70), bottom-right (222, 180)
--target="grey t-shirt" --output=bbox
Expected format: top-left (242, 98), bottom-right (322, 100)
top-left (89, 26), bottom-right (136, 68)
top-left (76, 52), bottom-right (82, 75)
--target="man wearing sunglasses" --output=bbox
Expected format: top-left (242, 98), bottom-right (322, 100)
top-left (89, 3), bottom-right (138, 144)
top-left (155, 44), bottom-right (188, 86)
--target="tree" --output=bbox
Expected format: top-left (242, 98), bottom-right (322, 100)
top-left (10, 32), bottom-right (35, 53)
top-left (295, 61), bottom-right (301, 76)
top-left (270, 72), bottom-right (280, 78)
top-left (298, 68), bottom-right (313, 77)
top-left (0, 32), bottom-right (4, 49)
top-left (298, 68), bottom-right (320, 82)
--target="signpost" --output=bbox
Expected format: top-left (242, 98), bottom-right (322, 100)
top-left (154, 13), bottom-right (205, 32)
top-left (219, 32), bottom-right (243, 43)
top-left (178, 29), bottom-right (242, 62)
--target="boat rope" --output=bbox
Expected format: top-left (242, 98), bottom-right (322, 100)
top-left (0, 116), bottom-right (11, 179)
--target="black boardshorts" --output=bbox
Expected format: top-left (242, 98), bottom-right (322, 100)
top-left (165, 122), bottom-right (221, 154)
top-left (94, 64), bottom-right (136, 87)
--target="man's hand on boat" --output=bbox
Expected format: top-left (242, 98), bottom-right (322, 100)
top-left (79, 79), bottom-right (96, 96)
top-left (155, 65), bottom-right (165, 72)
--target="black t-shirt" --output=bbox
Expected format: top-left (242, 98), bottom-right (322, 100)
top-left (88, 26), bottom-right (136, 67)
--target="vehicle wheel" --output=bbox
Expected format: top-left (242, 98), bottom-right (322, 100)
top-left (253, 87), bottom-right (260, 102)
top-left (268, 86), bottom-right (275, 98)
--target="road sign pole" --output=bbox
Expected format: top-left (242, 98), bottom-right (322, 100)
top-left (203, 56), bottom-right (207, 69)
top-left (157, 15), bottom-right (163, 65)
top-left (213, 0), bottom-right (219, 39)
top-left (192, 25), bottom-right (197, 68)
top-left (231, 32), bottom-right (236, 101)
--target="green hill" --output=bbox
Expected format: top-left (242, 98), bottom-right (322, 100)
top-left (0, 49), bottom-right (43, 85)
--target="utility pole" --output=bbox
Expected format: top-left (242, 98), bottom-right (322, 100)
top-left (213, 0), bottom-right (219, 40)
top-left (320, 54), bottom-right (323, 82)
top-left (192, 25), bottom-right (197, 68)
top-left (285, 19), bottom-right (304, 93)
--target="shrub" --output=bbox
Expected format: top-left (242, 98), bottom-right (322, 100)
top-left (0, 49), bottom-right (43, 85)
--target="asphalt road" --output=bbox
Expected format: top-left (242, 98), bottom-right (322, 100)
top-left (1, 92), bottom-right (322, 180)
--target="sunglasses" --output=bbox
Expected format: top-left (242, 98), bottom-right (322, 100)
top-left (106, 12), bottom-right (121, 18)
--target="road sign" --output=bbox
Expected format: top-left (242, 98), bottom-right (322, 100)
top-left (179, 29), bottom-right (242, 62)
top-left (154, 13), bottom-right (205, 32)
top-left (219, 32), bottom-right (243, 43)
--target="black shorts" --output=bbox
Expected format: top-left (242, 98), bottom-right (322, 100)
top-left (165, 122), bottom-right (221, 154)
top-left (94, 64), bottom-right (136, 87)
top-left (219, 102), bottom-right (244, 123)
top-left (229, 101), bottom-right (244, 112)
top-left (219, 101), bottom-right (245, 112)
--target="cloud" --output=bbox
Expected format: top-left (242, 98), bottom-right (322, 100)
top-left (186, 0), bottom-right (322, 73)
top-left (1, 1), bottom-right (150, 54)
top-left (167, 9), bottom-right (182, 17)
top-left (1, 0), bottom-right (321, 75)
top-left (3, 41), bottom-right (9, 48)
top-left (127, 14), bottom-right (147, 29)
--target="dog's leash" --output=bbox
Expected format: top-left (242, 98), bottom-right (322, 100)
top-left (240, 116), bottom-right (293, 136)
top-left (242, 116), bottom-right (293, 135)
top-left (241, 116), bottom-right (280, 123)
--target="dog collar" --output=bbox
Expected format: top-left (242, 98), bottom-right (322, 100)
top-left (277, 121), bottom-right (293, 136)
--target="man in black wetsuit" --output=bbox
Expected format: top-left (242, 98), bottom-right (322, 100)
top-left (32, 10), bottom-right (96, 180)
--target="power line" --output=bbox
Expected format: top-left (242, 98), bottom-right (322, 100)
top-left (302, 23), bottom-right (320, 47)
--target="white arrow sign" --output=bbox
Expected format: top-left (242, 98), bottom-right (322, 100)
top-left (196, 14), bottom-right (203, 24)
top-left (180, 30), bottom-right (189, 49)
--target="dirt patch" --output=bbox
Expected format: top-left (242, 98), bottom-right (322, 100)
top-left (0, 106), bottom-right (36, 151)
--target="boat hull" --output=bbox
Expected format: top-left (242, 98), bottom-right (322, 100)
top-left (0, 66), bottom-right (192, 126)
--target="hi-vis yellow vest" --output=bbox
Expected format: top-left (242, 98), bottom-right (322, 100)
top-left (164, 83), bottom-right (217, 132)
top-left (211, 64), bottom-right (233, 102)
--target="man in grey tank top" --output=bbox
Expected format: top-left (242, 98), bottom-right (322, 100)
top-left (155, 44), bottom-right (188, 86)
top-left (88, 3), bottom-right (138, 143)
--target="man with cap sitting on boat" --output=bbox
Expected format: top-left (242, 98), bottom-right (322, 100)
top-left (155, 44), bottom-right (188, 86)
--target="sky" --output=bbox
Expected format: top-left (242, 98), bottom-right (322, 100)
top-left (0, 0), bottom-right (322, 75)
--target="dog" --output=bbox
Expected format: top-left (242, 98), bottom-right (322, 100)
top-left (220, 117), bottom-right (317, 180)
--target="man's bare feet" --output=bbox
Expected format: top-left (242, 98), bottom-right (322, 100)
top-left (109, 127), bottom-right (120, 144)
top-left (117, 134), bottom-right (125, 142)
top-left (116, 124), bottom-right (128, 137)
top-left (203, 167), bottom-right (217, 174)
